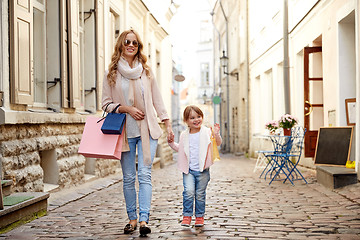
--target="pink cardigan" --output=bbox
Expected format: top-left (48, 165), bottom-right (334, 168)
top-left (168, 126), bottom-right (221, 174)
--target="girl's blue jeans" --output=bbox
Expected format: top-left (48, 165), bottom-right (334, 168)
top-left (120, 136), bottom-right (157, 223)
top-left (182, 168), bottom-right (210, 218)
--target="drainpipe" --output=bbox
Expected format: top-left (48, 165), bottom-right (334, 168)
top-left (210, 10), bottom-right (222, 139)
top-left (283, 0), bottom-right (291, 113)
top-left (0, 0), bottom-right (4, 210)
top-left (94, 1), bottom-right (98, 110)
top-left (219, 0), bottom-right (230, 153)
top-left (245, 0), bottom-right (250, 152)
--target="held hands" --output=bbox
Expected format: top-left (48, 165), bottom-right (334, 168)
top-left (163, 119), bottom-right (174, 143)
top-left (167, 126), bottom-right (174, 143)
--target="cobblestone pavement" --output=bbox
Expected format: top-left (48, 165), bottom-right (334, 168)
top-left (1, 154), bottom-right (360, 240)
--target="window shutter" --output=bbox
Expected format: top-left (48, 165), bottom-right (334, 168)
top-left (10, 0), bottom-right (34, 104)
top-left (67, 0), bottom-right (81, 108)
top-left (96, 0), bottom-right (105, 111)
top-left (60, 0), bottom-right (69, 108)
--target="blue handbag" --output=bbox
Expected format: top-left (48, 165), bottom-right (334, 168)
top-left (100, 104), bottom-right (126, 134)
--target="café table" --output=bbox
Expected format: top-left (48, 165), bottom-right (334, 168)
top-left (259, 127), bottom-right (307, 185)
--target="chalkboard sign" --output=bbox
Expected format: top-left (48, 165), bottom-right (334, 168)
top-left (314, 127), bottom-right (353, 165)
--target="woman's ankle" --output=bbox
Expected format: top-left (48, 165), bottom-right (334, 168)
top-left (129, 219), bottom-right (137, 226)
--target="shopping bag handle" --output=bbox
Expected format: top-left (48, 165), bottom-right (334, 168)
top-left (97, 103), bottom-right (121, 123)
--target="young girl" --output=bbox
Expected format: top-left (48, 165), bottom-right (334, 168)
top-left (168, 105), bottom-right (222, 227)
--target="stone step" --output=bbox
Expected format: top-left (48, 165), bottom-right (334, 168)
top-left (1, 180), bottom-right (12, 197)
top-left (153, 157), bottom-right (161, 169)
top-left (316, 165), bottom-right (358, 189)
top-left (43, 183), bottom-right (59, 193)
top-left (0, 192), bottom-right (49, 233)
top-left (84, 174), bottom-right (96, 182)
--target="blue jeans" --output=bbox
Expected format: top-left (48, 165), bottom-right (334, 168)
top-left (182, 168), bottom-right (210, 218)
top-left (120, 136), bottom-right (158, 223)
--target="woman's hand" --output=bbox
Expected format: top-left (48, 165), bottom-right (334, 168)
top-left (163, 119), bottom-right (174, 143)
top-left (128, 106), bottom-right (145, 120)
top-left (167, 127), bottom-right (174, 143)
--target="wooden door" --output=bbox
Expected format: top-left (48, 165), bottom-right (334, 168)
top-left (304, 46), bottom-right (323, 157)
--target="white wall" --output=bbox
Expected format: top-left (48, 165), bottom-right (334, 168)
top-left (338, 12), bottom-right (356, 126)
top-left (249, 0), bottom-right (359, 171)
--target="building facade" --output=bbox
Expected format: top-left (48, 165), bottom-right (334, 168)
top-left (212, 0), bottom-right (249, 154)
top-left (0, 0), bottom-right (174, 193)
top-left (212, 0), bottom-right (360, 177)
top-left (248, 0), bottom-right (360, 176)
top-left (170, 0), bottom-right (216, 133)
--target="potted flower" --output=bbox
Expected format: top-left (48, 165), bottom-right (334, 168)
top-left (265, 120), bottom-right (279, 135)
top-left (278, 114), bottom-right (298, 135)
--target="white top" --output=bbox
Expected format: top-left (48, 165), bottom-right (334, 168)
top-left (122, 77), bottom-right (140, 138)
top-left (189, 132), bottom-right (200, 171)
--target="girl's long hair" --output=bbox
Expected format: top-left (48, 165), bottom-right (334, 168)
top-left (107, 29), bottom-right (150, 85)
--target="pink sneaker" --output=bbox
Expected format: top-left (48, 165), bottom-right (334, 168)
top-left (195, 217), bottom-right (204, 227)
top-left (181, 216), bottom-right (192, 227)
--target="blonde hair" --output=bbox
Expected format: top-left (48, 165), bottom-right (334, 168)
top-left (107, 29), bottom-right (150, 85)
top-left (183, 105), bottom-right (204, 122)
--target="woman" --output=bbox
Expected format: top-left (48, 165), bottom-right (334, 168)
top-left (102, 29), bottom-right (174, 236)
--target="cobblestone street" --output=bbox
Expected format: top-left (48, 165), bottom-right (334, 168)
top-left (1, 154), bottom-right (360, 240)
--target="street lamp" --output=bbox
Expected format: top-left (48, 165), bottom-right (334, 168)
top-left (202, 90), bottom-right (207, 104)
top-left (220, 50), bottom-right (238, 80)
top-left (219, 50), bottom-right (232, 153)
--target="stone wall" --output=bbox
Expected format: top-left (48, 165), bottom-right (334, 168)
top-left (0, 121), bottom-right (173, 194)
top-left (0, 123), bottom-right (85, 192)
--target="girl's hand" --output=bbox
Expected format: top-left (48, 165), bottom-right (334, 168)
top-left (213, 123), bottom-right (220, 135)
top-left (128, 106), bottom-right (145, 120)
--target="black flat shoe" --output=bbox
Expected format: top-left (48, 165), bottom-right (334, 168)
top-left (124, 223), bottom-right (137, 234)
top-left (139, 224), bottom-right (151, 236)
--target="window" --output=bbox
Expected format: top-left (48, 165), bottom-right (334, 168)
top-left (33, 1), bottom-right (46, 105)
top-left (199, 20), bottom-right (211, 43)
top-left (81, 0), bottom-right (98, 113)
top-left (109, 9), bottom-right (120, 55)
top-left (10, 1), bottom-right (104, 111)
top-left (263, 69), bottom-right (274, 120)
top-left (200, 63), bottom-right (210, 86)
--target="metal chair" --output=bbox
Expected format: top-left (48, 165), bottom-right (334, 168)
top-left (259, 135), bottom-right (292, 181)
top-left (254, 135), bottom-right (273, 173)
top-left (254, 150), bottom-right (272, 173)
top-left (282, 127), bottom-right (307, 184)
top-left (260, 126), bottom-right (307, 185)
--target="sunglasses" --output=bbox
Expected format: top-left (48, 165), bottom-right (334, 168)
top-left (124, 39), bottom-right (139, 47)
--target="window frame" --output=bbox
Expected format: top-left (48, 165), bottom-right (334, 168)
top-left (32, 0), bottom-right (47, 107)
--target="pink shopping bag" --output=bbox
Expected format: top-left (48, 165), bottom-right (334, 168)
top-left (78, 116), bottom-right (124, 159)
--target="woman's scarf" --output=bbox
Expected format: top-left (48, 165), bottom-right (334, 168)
top-left (117, 57), bottom-right (152, 166)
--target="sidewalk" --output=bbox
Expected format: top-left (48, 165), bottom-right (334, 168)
top-left (0, 154), bottom-right (359, 239)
